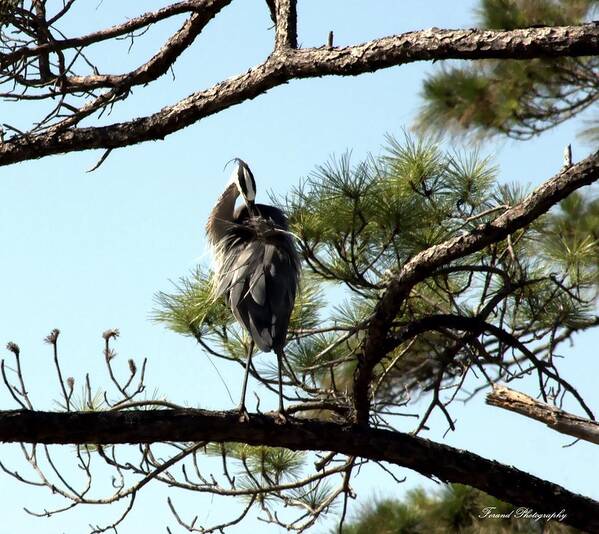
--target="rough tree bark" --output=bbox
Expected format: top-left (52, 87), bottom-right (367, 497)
top-left (0, 408), bottom-right (597, 532)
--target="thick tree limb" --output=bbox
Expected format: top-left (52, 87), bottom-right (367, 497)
top-left (0, 408), bottom-right (597, 531)
top-left (353, 150), bottom-right (599, 424)
top-left (487, 385), bottom-right (599, 446)
top-left (1, 23), bottom-right (597, 166)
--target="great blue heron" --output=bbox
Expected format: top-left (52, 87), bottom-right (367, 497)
top-left (206, 159), bottom-right (300, 421)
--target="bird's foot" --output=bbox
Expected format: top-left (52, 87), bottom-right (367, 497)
top-left (237, 405), bottom-right (250, 423)
top-left (273, 410), bottom-right (288, 425)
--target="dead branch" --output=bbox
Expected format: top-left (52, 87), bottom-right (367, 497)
top-left (487, 385), bottom-right (599, 446)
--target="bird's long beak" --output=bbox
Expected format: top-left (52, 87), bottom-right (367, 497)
top-left (231, 158), bottom-right (258, 215)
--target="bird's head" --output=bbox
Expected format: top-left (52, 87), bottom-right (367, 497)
top-left (229, 158), bottom-right (256, 209)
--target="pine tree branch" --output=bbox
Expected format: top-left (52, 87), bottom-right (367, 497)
top-left (487, 385), bottom-right (599, 446)
top-left (0, 408), bottom-right (597, 531)
top-left (353, 149), bottom-right (599, 425)
top-left (1, 23), bottom-right (597, 167)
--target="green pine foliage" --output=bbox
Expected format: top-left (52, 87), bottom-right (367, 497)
top-left (288, 272), bottom-right (326, 332)
top-left (287, 135), bottom-right (498, 282)
top-left (478, 0), bottom-right (594, 29)
top-left (56, 385), bottom-right (106, 413)
top-left (205, 443), bottom-right (305, 484)
top-left (342, 484), bottom-right (580, 534)
top-left (416, 0), bottom-right (599, 140)
top-left (203, 443), bottom-right (337, 512)
top-left (152, 267), bottom-right (233, 338)
top-left (541, 192), bottom-right (599, 279)
top-left (288, 480), bottom-right (337, 512)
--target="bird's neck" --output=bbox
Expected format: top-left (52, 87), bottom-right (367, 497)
top-left (206, 182), bottom-right (239, 245)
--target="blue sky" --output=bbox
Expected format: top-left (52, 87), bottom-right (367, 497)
top-left (0, 1), bottom-right (598, 532)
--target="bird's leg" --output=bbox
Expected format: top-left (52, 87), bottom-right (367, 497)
top-left (237, 340), bottom-right (254, 422)
top-left (274, 349), bottom-right (288, 424)
top-left (280, 350), bottom-right (301, 386)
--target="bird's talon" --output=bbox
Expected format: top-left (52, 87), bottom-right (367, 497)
top-left (274, 411), bottom-right (288, 424)
top-left (238, 407), bottom-right (250, 423)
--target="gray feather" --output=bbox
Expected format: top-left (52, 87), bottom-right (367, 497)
top-left (212, 203), bottom-right (300, 353)
top-left (250, 267), bottom-right (267, 306)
